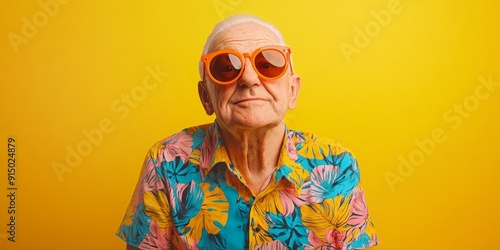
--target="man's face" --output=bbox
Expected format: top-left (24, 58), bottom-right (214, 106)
top-left (198, 22), bottom-right (301, 132)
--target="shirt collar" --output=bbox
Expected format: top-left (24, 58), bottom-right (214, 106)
top-left (203, 121), bottom-right (305, 194)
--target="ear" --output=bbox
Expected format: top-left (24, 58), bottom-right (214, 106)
top-left (198, 81), bottom-right (214, 115)
top-left (287, 74), bottom-right (301, 109)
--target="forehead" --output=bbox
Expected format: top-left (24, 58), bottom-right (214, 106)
top-left (210, 22), bottom-right (281, 52)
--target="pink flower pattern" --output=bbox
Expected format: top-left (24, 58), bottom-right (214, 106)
top-left (347, 187), bottom-right (369, 232)
top-left (158, 131), bottom-right (193, 163)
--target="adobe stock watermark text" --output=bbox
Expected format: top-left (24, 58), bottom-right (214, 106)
top-left (51, 65), bottom-right (168, 182)
top-left (7, 0), bottom-right (70, 54)
top-left (385, 74), bottom-right (499, 192)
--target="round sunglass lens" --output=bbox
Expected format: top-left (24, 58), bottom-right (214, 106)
top-left (255, 50), bottom-right (286, 78)
top-left (210, 53), bottom-right (242, 83)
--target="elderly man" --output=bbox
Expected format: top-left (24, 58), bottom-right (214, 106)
top-left (117, 15), bottom-right (378, 250)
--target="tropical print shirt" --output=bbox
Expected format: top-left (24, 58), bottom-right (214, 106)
top-left (117, 122), bottom-right (378, 250)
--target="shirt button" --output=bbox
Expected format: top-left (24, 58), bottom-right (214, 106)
top-left (254, 227), bottom-right (261, 232)
top-left (237, 225), bottom-right (242, 229)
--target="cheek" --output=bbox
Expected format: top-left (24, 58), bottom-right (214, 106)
top-left (268, 83), bottom-right (291, 103)
top-left (210, 85), bottom-right (233, 107)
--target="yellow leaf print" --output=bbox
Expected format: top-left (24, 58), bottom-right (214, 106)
top-left (248, 191), bottom-right (278, 248)
top-left (297, 136), bottom-right (334, 160)
top-left (249, 226), bottom-right (274, 249)
top-left (300, 196), bottom-right (350, 241)
top-left (214, 145), bottom-right (231, 165)
top-left (281, 156), bottom-right (309, 193)
top-left (330, 141), bottom-right (351, 159)
top-left (144, 191), bottom-right (173, 230)
top-left (253, 188), bottom-right (281, 218)
top-left (189, 148), bottom-right (201, 165)
top-left (345, 227), bottom-right (360, 245)
top-left (149, 141), bottom-right (165, 162)
top-left (184, 183), bottom-right (229, 241)
top-left (248, 216), bottom-right (273, 249)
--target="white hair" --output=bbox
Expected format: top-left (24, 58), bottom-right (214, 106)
top-left (198, 14), bottom-right (287, 79)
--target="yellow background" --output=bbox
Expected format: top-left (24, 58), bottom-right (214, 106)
top-left (1, 0), bottom-right (499, 249)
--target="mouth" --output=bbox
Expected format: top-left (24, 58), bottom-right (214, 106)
top-left (234, 98), bottom-right (265, 104)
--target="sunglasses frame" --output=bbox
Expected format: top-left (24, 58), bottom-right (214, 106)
top-left (200, 45), bottom-right (293, 85)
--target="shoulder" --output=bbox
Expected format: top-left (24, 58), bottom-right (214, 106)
top-left (146, 123), bottom-right (212, 163)
top-left (287, 128), bottom-right (356, 160)
top-left (287, 129), bottom-right (362, 197)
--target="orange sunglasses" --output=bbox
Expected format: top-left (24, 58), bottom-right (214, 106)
top-left (200, 45), bottom-right (293, 85)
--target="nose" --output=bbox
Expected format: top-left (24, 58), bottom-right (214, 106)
top-left (238, 58), bottom-right (260, 87)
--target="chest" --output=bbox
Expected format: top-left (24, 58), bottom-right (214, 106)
top-left (165, 169), bottom-right (316, 250)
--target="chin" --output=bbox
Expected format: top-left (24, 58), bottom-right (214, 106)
top-left (232, 117), bottom-right (284, 130)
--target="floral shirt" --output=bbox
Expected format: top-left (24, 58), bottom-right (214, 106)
top-left (117, 122), bottom-right (378, 250)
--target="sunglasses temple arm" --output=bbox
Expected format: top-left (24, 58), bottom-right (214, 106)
top-left (201, 64), bottom-right (206, 82)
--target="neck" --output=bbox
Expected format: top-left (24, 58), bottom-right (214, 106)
top-left (218, 121), bottom-right (285, 195)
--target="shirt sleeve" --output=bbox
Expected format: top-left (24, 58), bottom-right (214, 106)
top-left (334, 150), bottom-right (379, 249)
top-left (116, 148), bottom-right (173, 249)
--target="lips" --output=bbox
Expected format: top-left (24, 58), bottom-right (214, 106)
top-left (234, 98), bottom-right (265, 104)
